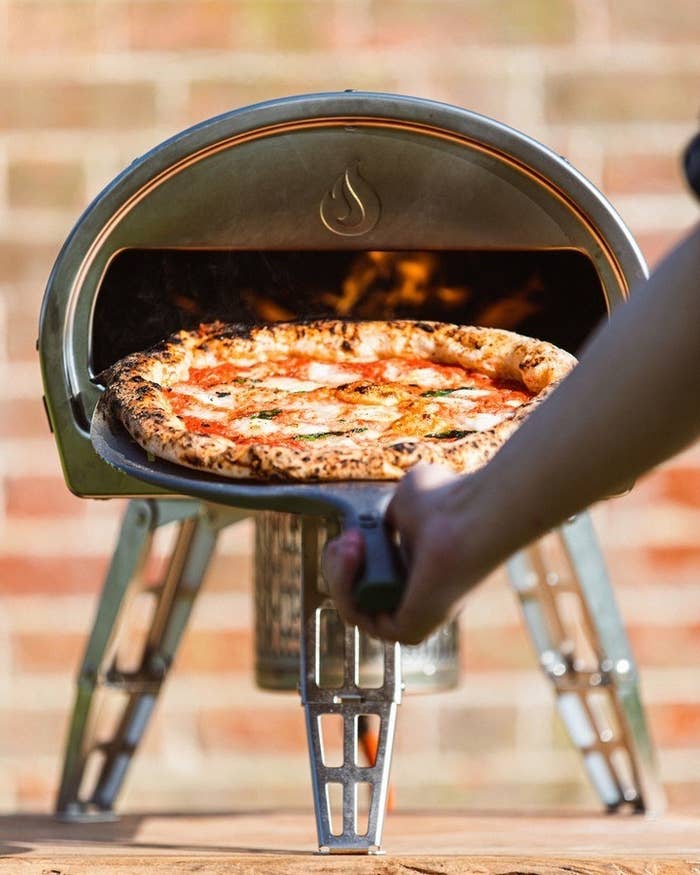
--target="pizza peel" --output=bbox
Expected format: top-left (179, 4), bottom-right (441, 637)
top-left (91, 406), bottom-right (405, 614)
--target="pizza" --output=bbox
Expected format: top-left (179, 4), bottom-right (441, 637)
top-left (99, 319), bottom-right (576, 481)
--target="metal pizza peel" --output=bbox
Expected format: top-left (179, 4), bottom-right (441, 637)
top-left (91, 406), bottom-right (405, 614)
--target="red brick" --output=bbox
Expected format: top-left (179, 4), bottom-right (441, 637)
top-left (236, 1), bottom-right (332, 52)
top-left (4, 477), bottom-right (84, 517)
top-left (438, 705), bottom-right (517, 753)
top-left (177, 628), bottom-right (253, 673)
top-left (546, 72), bottom-right (700, 123)
top-left (201, 552), bottom-right (253, 592)
top-left (664, 782), bottom-right (700, 810)
top-left (654, 468), bottom-right (700, 508)
top-left (197, 705), bottom-right (307, 752)
top-left (0, 399), bottom-right (50, 439)
top-left (426, 73), bottom-right (511, 121)
top-left (459, 624), bottom-right (534, 671)
top-left (393, 703), bottom-right (439, 755)
top-left (6, 312), bottom-right (42, 362)
top-left (627, 623), bottom-right (700, 667)
top-left (15, 770), bottom-right (55, 808)
top-left (649, 703), bottom-right (700, 747)
top-left (7, 0), bottom-right (98, 55)
top-left (187, 77), bottom-right (340, 126)
top-left (603, 152), bottom-right (684, 196)
top-left (8, 158), bottom-right (86, 210)
top-left (370, 0), bottom-right (575, 47)
top-left (127, 1), bottom-right (236, 51)
top-left (610, 1), bottom-right (700, 43)
top-left (187, 72), bottom-right (416, 125)
top-left (606, 543), bottom-right (700, 588)
top-left (0, 81), bottom-right (157, 130)
top-left (634, 231), bottom-right (686, 268)
top-left (13, 631), bottom-right (85, 672)
top-left (0, 241), bottom-right (62, 284)
top-left (0, 556), bottom-right (109, 594)
top-left (643, 545), bottom-right (700, 574)
top-left (0, 711), bottom-right (69, 755)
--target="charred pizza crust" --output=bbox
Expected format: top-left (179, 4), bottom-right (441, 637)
top-left (99, 320), bottom-right (576, 481)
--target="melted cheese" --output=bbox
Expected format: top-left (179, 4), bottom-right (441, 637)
top-left (307, 361), bottom-right (362, 385)
top-left (170, 353), bottom-right (532, 447)
top-left (460, 412), bottom-right (506, 431)
top-left (259, 376), bottom-right (321, 392)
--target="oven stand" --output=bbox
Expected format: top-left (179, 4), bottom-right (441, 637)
top-left (299, 517), bottom-right (401, 853)
top-left (56, 500), bottom-right (663, 842)
top-left (55, 498), bottom-right (244, 821)
top-left (507, 513), bottom-right (665, 814)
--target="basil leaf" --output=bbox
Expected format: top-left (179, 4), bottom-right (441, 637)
top-left (252, 408), bottom-right (282, 419)
top-left (299, 427), bottom-right (367, 441)
top-left (426, 429), bottom-right (476, 440)
top-left (421, 387), bottom-right (475, 397)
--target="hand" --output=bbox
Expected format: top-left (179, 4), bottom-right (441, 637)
top-left (322, 464), bottom-right (494, 644)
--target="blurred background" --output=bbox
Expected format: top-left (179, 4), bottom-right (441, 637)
top-left (0, 0), bottom-right (698, 815)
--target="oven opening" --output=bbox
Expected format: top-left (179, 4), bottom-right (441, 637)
top-left (90, 248), bottom-right (606, 377)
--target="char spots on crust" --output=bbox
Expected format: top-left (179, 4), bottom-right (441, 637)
top-left (207, 322), bottom-right (257, 342)
top-left (520, 352), bottom-right (546, 370)
top-left (388, 441), bottom-right (417, 454)
top-left (181, 449), bottom-right (204, 467)
top-left (131, 382), bottom-right (158, 398)
top-left (149, 338), bottom-right (182, 357)
top-left (133, 408), bottom-right (167, 425)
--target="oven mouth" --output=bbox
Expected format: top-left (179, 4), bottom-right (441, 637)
top-left (90, 246), bottom-right (605, 377)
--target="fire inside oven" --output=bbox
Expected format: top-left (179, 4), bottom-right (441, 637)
top-left (90, 248), bottom-right (605, 376)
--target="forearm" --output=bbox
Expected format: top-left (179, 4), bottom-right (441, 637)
top-left (451, 223), bottom-right (700, 561)
top-left (327, 224), bottom-right (700, 645)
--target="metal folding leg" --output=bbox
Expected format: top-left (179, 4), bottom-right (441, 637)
top-left (507, 511), bottom-right (665, 814)
top-left (56, 498), bottom-right (246, 821)
top-left (299, 516), bottom-right (401, 853)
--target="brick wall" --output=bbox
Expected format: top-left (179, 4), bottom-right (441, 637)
top-left (0, 0), bottom-right (698, 816)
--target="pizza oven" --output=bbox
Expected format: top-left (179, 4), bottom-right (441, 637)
top-left (38, 93), bottom-right (662, 853)
top-left (39, 91), bottom-right (645, 499)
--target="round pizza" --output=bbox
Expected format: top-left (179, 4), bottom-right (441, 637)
top-left (99, 319), bottom-right (576, 481)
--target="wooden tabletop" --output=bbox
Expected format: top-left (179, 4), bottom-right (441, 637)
top-left (1, 810), bottom-right (698, 873)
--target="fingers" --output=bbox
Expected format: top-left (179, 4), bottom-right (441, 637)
top-left (321, 528), bottom-right (366, 628)
top-left (372, 550), bottom-right (453, 645)
top-left (323, 465), bottom-right (465, 645)
top-left (322, 526), bottom-right (453, 645)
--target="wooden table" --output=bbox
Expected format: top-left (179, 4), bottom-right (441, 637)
top-left (1, 810), bottom-right (698, 873)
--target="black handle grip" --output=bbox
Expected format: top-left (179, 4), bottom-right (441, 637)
top-left (352, 512), bottom-right (405, 615)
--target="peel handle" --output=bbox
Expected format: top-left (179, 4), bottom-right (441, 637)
top-left (351, 511), bottom-right (405, 615)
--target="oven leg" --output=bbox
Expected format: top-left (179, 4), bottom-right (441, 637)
top-left (506, 511), bottom-right (665, 815)
top-left (299, 516), bottom-right (402, 854)
top-left (56, 499), bottom-right (245, 821)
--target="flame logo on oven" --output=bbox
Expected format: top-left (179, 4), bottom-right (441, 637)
top-left (320, 163), bottom-right (381, 236)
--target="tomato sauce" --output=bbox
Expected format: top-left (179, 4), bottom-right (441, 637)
top-left (170, 355), bottom-right (533, 446)
top-left (187, 363), bottom-right (243, 388)
top-left (175, 414), bottom-right (303, 449)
